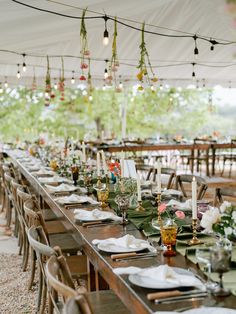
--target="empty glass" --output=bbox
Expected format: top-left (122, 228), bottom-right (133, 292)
top-left (210, 246), bottom-right (231, 296)
top-left (195, 247), bottom-right (218, 291)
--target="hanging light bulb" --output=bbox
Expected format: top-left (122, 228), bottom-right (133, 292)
top-left (150, 85), bottom-right (155, 91)
top-left (89, 95), bottom-right (93, 101)
top-left (102, 84), bottom-right (106, 91)
top-left (202, 78), bottom-right (206, 88)
top-left (119, 81), bottom-right (123, 89)
top-left (159, 79), bottom-right (163, 90)
top-left (229, 80), bottom-right (232, 89)
top-left (103, 15), bottom-right (109, 46)
top-left (193, 35), bottom-right (199, 59)
top-left (4, 77), bottom-right (8, 88)
top-left (192, 63), bottom-right (196, 80)
top-left (71, 71), bottom-right (75, 84)
top-left (104, 59), bottom-right (109, 79)
top-left (16, 64), bottom-right (21, 79)
top-left (0, 83), bottom-right (3, 94)
top-left (54, 78), bottom-right (58, 90)
top-left (210, 39), bottom-right (217, 51)
top-left (22, 53), bottom-right (27, 72)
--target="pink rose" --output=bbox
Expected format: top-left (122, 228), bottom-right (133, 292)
top-left (159, 203), bottom-right (167, 213)
top-left (175, 210), bottom-right (185, 219)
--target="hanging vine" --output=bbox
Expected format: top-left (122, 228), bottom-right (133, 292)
top-left (137, 23), bottom-right (158, 90)
top-left (109, 17), bottom-right (120, 89)
top-left (45, 56), bottom-right (51, 106)
top-left (80, 8), bottom-right (89, 81)
top-left (58, 57), bottom-right (65, 101)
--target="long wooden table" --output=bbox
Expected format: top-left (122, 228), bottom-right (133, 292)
top-left (9, 152), bottom-right (236, 314)
top-left (101, 142), bottom-right (236, 176)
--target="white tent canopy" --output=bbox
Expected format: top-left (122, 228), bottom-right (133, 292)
top-left (0, 0), bottom-right (235, 87)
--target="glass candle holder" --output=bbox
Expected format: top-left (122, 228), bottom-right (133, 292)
top-left (161, 218), bottom-right (178, 257)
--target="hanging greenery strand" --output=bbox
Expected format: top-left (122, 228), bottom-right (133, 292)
top-left (80, 8), bottom-right (89, 81)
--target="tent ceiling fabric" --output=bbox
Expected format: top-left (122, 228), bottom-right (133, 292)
top-left (0, 0), bottom-right (235, 87)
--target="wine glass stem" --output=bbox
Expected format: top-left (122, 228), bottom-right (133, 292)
top-left (219, 273), bottom-right (223, 289)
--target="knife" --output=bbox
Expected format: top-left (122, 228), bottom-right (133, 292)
top-left (86, 221), bottom-right (120, 228)
top-left (147, 289), bottom-right (204, 301)
top-left (155, 292), bottom-right (207, 304)
top-left (115, 253), bottom-right (157, 261)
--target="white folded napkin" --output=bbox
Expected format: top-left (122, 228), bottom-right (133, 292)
top-left (162, 189), bottom-right (182, 196)
top-left (114, 265), bottom-right (205, 290)
top-left (45, 183), bottom-right (76, 193)
top-left (74, 208), bottom-right (122, 222)
top-left (35, 168), bottom-right (55, 175)
top-left (38, 176), bottom-right (65, 184)
top-left (55, 194), bottom-right (98, 205)
top-left (166, 199), bottom-right (191, 210)
top-left (92, 234), bottom-right (156, 252)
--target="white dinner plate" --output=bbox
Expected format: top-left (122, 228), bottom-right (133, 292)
top-left (97, 243), bottom-right (147, 253)
top-left (129, 267), bottom-right (194, 289)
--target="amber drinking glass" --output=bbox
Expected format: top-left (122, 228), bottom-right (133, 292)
top-left (161, 219), bottom-right (178, 257)
top-left (97, 189), bottom-right (109, 209)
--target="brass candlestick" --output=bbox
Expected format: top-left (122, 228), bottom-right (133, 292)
top-left (96, 176), bottom-right (102, 189)
top-left (135, 200), bottom-right (145, 212)
top-left (156, 192), bottom-right (162, 227)
top-left (187, 219), bottom-right (203, 246)
top-left (105, 174), bottom-right (109, 189)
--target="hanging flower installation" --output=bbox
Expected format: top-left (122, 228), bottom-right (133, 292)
top-left (80, 8), bottom-right (90, 81)
top-left (87, 58), bottom-right (93, 94)
top-left (58, 57), bottom-right (65, 101)
top-left (225, 0), bottom-right (236, 27)
top-left (137, 23), bottom-right (158, 90)
top-left (45, 56), bottom-right (51, 106)
top-left (109, 17), bottom-right (120, 91)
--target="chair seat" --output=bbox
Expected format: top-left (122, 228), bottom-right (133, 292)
top-left (87, 290), bottom-right (130, 314)
top-left (45, 220), bottom-right (67, 234)
top-left (49, 233), bottom-right (80, 254)
top-left (66, 254), bottom-right (87, 276)
top-left (41, 208), bottom-right (57, 221)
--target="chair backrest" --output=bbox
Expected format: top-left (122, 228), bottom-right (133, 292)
top-left (17, 188), bottom-right (32, 227)
top-left (4, 173), bottom-right (14, 197)
top-left (46, 254), bottom-right (90, 314)
top-left (214, 188), bottom-right (236, 206)
top-left (146, 167), bottom-right (176, 189)
top-left (175, 174), bottom-right (207, 200)
top-left (63, 296), bottom-right (94, 314)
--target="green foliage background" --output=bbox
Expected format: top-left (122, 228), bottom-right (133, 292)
top-left (0, 86), bottom-right (234, 142)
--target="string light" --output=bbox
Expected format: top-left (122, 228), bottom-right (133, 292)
top-left (89, 95), bottom-right (93, 101)
top-left (228, 80), bottom-right (232, 89)
top-left (202, 78), bottom-right (206, 88)
top-left (193, 35), bottom-right (199, 59)
top-left (150, 85), bottom-right (155, 91)
top-left (4, 77), bottom-right (8, 88)
top-left (16, 63), bottom-right (21, 79)
top-left (22, 53), bottom-right (27, 72)
top-left (71, 70), bottom-right (75, 84)
top-left (54, 78), bottom-right (58, 89)
top-left (103, 15), bottom-right (109, 46)
top-left (192, 63), bottom-right (196, 79)
top-left (0, 83), bottom-right (3, 94)
top-left (210, 39), bottom-right (217, 51)
top-left (104, 59), bottom-right (109, 79)
top-left (159, 79), bottom-right (163, 90)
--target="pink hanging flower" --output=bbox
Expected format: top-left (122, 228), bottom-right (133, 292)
top-left (80, 63), bottom-right (88, 69)
top-left (175, 210), bottom-right (185, 219)
top-left (159, 203), bottom-right (167, 213)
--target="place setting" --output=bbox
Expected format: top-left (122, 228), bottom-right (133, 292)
top-left (54, 193), bottom-right (99, 209)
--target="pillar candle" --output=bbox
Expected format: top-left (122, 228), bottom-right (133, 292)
top-left (101, 150), bottom-right (107, 175)
top-left (97, 152), bottom-right (101, 177)
top-left (82, 141), bottom-right (86, 163)
top-left (192, 177), bottom-right (197, 219)
top-left (120, 151), bottom-right (125, 178)
top-left (136, 173), bottom-right (141, 202)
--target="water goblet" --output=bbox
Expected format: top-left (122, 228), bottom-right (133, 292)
top-left (97, 188), bottom-right (109, 209)
top-left (160, 218), bottom-right (178, 257)
top-left (195, 247), bottom-right (218, 291)
top-left (114, 193), bottom-right (130, 225)
top-left (210, 246), bottom-right (231, 296)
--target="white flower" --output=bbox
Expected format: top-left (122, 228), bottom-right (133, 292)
top-left (224, 227), bottom-right (233, 236)
top-left (220, 201), bottom-right (231, 213)
top-left (200, 207), bottom-right (221, 232)
top-left (232, 211), bottom-right (236, 223)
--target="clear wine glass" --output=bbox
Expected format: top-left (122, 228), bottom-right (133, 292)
top-left (195, 247), bottom-right (218, 291)
top-left (114, 193), bottom-right (130, 225)
top-left (210, 246), bottom-right (231, 296)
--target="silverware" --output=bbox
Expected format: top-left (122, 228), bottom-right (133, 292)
top-left (155, 292), bottom-right (207, 304)
top-left (86, 221), bottom-right (120, 228)
top-left (116, 253), bottom-right (157, 262)
top-left (147, 289), bottom-right (203, 301)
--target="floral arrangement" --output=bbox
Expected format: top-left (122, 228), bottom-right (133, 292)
top-left (108, 160), bottom-right (121, 177)
top-left (201, 201), bottom-right (236, 240)
top-left (80, 9), bottom-right (90, 81)
top-left (159, 203), bottom-right (186, 220)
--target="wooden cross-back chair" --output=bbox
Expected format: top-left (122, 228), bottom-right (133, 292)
top-left (3, 173), bottom-right (15, 230)
top-left (214, 188), bottom-right (236, 206)
top-left (27, 226), bottom-right (88, 314)
top-left (146, 167), bottom-right (176, 189)
top-left (175, 174), bottom-right (208, 200)
top-left (221, 139), bottom-right (236, 177)
top-left (46, 254), bottom-right (130, 314)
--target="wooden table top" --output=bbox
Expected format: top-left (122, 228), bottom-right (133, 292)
top-left (100, 142), bottom-right (236, 153)
top-left (9, 152), bottom-right (236, 314)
